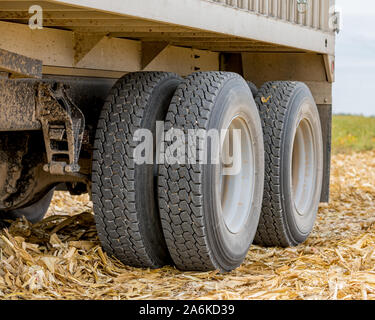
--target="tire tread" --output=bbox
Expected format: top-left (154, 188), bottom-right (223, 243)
top-left (158, 71), bottom-right (243, 271)
top-left (92, 72), bottom-right (179, 268)
top-left (254, 81), bottom-right (299, 247)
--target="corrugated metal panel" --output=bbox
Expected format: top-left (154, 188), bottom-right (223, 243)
top-left (0, 0), bottom-right (335, 55)
top-left (210, 0), bottom-right (333, 32)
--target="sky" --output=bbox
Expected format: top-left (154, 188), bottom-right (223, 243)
top-left (333, 0), bottom-right (375, 116)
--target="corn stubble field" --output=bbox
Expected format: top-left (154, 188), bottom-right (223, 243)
top-left (1, 115), bottom-right (375, 300)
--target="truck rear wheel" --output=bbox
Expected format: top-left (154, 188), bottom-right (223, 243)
top-left (158, 72), bottom-right (264, 272)
top-left (92, 72), bottom-right (182, 268)
top-left (0, 188), bottom-right (54, 226)
top-left (4, 188), bottom-right (55, 224)
top-left (254, 81), bottom-right (323, 247)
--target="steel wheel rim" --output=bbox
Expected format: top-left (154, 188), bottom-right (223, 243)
top-left (219, 115), bottom-right (255, 234)
top-left (291, 118), bottom-right (316, 216)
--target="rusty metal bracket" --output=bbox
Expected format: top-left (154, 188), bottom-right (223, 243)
top-left (0, 48), bottom-right (42, 79)
top-left (37, 83), bottom-right (85, 175)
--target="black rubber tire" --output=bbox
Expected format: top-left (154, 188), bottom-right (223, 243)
top-left (1, 188), bottom-right (54, 224)
top-left (158, 72), bottom-right (264, 272)
top-left (254, 81), bottom-right (323, 247)
top-left (92, 71), bottom-right (182, 268)
top-left (247, 81), bottom-right (258, 97)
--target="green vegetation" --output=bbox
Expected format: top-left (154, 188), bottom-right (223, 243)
top-left (332, 115), bottom-right (375, 154)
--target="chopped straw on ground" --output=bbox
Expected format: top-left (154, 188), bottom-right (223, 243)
top-left (1, 151), bottom-right (375, 300)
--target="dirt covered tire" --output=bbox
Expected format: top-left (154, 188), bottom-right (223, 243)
top-left (0, 188), bottom-right (54, 225)
top-left (158, 72), bottom-right (264, 272)
top-left (92, 72), bottom-right (182, 268)
top-left (254, 81), bottom-right (323, 247)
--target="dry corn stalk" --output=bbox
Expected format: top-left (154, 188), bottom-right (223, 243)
top-left (0, 151), bottom-right (375, 300)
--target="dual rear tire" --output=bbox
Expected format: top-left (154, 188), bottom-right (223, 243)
top-left (92, 71), bottom-right (265, 271)
top-left (92, 73), bottom-right (324, 272)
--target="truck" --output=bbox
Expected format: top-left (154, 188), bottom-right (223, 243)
top-left (0, 0), bottom-right (338, 272)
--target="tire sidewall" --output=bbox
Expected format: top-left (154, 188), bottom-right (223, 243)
top-left (203, 77), bottom-right (264, 271)
top-left (6, 188), bottom-right (55, 223)
top-left (281, 85), bottom-right (323, 242)
top-left (136, 76), bottom-right (182, 265)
